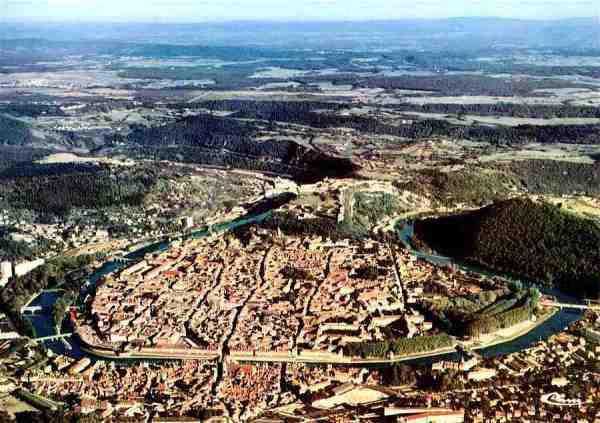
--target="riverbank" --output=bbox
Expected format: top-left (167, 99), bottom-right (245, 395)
top-left (24, 209), bottom-right (583, 368)
top-left (230, 310), bottom-right (558, 365)
top-left (231, 346), bottom-right (459, 365)
top-left (83, 309), bottom-right (558, 365)
top-left (394, 221), bottom-right (583, 356)
top-left (80, 342), bottom-right (458, 365)
top-left (466, 308), bottom-right (558, 352)
top-left (79, 344), bottom-right (219, 361)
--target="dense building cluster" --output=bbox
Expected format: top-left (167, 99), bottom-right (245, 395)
top-left (76, 228), bottom-right (461, 362)
top-left (18, 358), bottom-right (218, 419)
top-left (429, 317), bottom-right (600, 422)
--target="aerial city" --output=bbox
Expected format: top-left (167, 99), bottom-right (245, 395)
top-left (1, 1), bottom-right (600, 422)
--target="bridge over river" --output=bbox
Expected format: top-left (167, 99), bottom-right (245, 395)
top-left (541, 300), bottom-right (600, 311)
top-left (30, 333), bottom-right (73, 344)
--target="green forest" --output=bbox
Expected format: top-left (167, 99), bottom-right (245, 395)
top-left (344, 333), bottom-right (454, 359)
top-left (414, 198), bottom-right (600, 295)
top-left (352, 191), bottom-right (402, 229)
top-left (0, 115), bottom-right (33, 145)
top-left (0, 163), bottom-right (158, 217)
top-left (464, 288), bottom-right (540, 337)
top-left (0, 255), bottom-right (95, 337)
top-left (396, 167), bottom-right (519, 207)
top-left (0, 238), bottom-right (35, 262)
top-left (262, 211), bottom-right (367, 241)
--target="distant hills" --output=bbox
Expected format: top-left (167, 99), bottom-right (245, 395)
top-left (0, 18), bottom-right (599, 50)
top-left (125, 113), bottom-right (357, 183)
top-left (0, 115), bottom-right (34, 146)
top-left (0, 110), bottom-right (358, 183)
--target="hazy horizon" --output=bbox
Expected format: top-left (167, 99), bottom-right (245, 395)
top-left (0, 16), bottom-right (598, 24)
top-left (1, 0), bottom-right (598, 23)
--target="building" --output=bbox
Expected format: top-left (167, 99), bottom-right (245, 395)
top-left (398, 410), bottom-right (465, 423)
top-left (182, 216), bottom-right (194, 230)
top-left (0, 313), bottom-right (20, 340)
top-left (14, 259), bottom-right (45, 278)
top-left (467, 368), bottom-right (497, 381)
top-left (312, 384), bottom-right (394, 409)
top-left (0, 261), bottom-right (12, 287)
top-left (69, 358), bottom-right (92, 375)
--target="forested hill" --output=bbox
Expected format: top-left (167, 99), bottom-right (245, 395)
top-left (126, 113), bottom-right (357, 182)
top-left (413, 198), bottom-right (600, 295)
top-left (0, 163), bottom-right (157, 217)
top-left (0, 115), bottom-right (34, 145)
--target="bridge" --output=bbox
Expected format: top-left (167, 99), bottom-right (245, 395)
top-left (21, 305), bottom-right (46, 315)
top-left (20, 292), bottom-right (43, 315)
top-left (42, 288), bottom-right (65, 293)
top-left (541, 300), bottom-right (600, 311)
top-left (113, 257), bottom-right (134, 264)
top-left (30, 333), bottom-right (73, 343)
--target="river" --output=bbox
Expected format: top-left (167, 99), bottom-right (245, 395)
top-left (23, 210), bottom-right (272, 363)
top-left (23, 215), bottom-right (583, 367)
top-left (397, 222), bottom-right (583, 366)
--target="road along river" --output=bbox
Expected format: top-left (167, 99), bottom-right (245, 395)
top-left (22, 216), bottom-right (583, 367)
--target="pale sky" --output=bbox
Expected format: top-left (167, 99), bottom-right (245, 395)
top-left (1, 0), bottom-right (598, 22)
